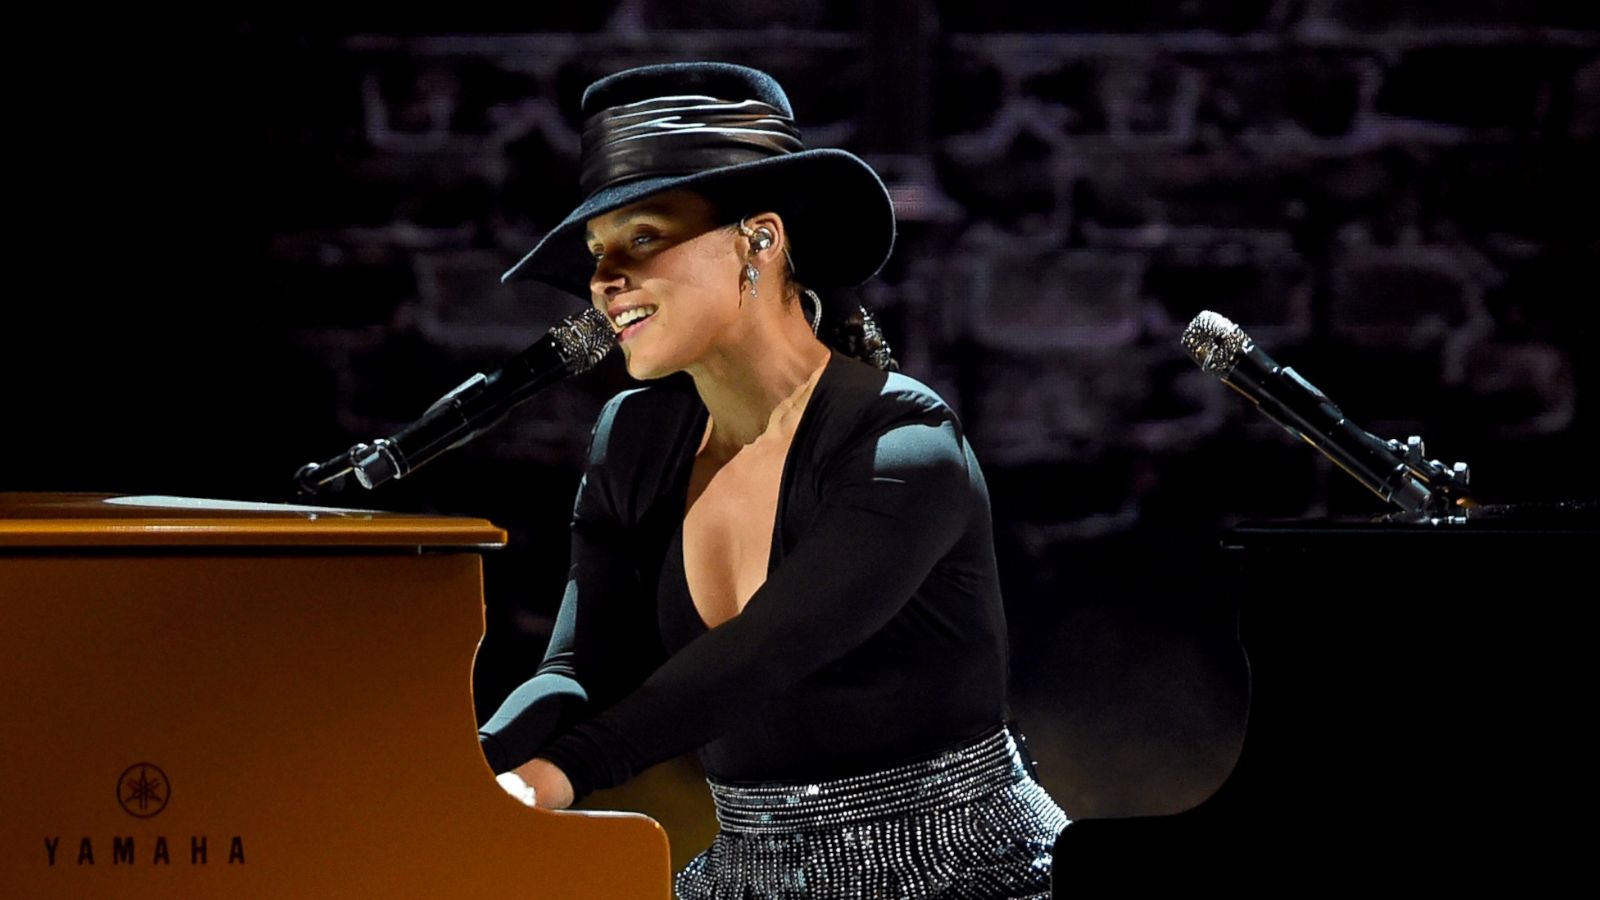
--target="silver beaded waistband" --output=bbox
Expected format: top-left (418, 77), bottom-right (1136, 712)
top-left (706, 725), bottom-right (1028, 834)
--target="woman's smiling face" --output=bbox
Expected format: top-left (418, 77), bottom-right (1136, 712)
top-left (586, 190), bottom-right (743, 381)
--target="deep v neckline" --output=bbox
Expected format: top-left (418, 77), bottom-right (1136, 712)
top-left (674, 349), bottom-right (836, 631)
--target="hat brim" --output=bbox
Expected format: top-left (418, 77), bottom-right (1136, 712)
top-left (501, 148), bottom-right (895, 300)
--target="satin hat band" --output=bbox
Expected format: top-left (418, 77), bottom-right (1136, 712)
top-left (579, 95), bottom-right (804, 196)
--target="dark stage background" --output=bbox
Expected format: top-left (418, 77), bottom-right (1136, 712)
top-left (10, 2), bottom-right (1597, 866)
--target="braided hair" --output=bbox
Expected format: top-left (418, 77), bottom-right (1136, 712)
top-left (814, 296), bottom-right (898, 373)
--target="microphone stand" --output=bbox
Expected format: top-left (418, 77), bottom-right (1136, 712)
top-left (1182, 311), bottom-right (1474, 523)
top-left (295, 308), bottom-right (614, 497)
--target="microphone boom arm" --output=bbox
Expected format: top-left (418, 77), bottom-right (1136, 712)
top-left (295, 308), bottom-right (614, 496)
top-left (1183, 311), bottom-right (1472, 521)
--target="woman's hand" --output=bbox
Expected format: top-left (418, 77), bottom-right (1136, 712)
top-left (499, 757), bottom-right (576, 810)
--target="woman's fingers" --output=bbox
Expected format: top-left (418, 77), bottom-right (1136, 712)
top-left (495, 771), bottom-right (538, 808)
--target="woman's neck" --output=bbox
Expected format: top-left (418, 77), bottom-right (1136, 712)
top-left (686, 325), bottom-right (831, 458)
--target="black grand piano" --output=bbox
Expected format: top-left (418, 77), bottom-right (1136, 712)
top-left (1053, 503), bottom-right (1597, 891)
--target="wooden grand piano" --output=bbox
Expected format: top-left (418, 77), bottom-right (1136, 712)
top-left (1053, 506), bottom-right (1598, 893)
top-left (0, 493), bottom-right (671, 899)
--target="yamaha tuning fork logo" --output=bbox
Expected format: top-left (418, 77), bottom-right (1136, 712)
top-left (117, 762), bottom-right (171, 818)
top-left (40, 762), bottom-right (246, 868)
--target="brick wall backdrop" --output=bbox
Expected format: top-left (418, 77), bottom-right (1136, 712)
top-left (12, 2), bottom-right (1597, 858)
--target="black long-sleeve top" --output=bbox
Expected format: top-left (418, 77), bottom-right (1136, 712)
top-left (479, 349), bottom-right (1012, 801)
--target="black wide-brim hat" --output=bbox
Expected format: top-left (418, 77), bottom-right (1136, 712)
top-left (501, 62), bottom-right (896, 300)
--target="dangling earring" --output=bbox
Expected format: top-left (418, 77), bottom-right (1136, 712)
top-left (803, 289), bottom-right (823, 336)
top-left (737, 218), bottom-right (773, 304)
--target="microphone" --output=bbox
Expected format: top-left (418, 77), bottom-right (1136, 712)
top-left (1180, 311), bottom-right (1442, 515)
top-left (296, 307), bottom-right (615, 495)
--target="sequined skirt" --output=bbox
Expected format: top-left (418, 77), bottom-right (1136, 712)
top-left (674, 725), bottom-right (1069, 899)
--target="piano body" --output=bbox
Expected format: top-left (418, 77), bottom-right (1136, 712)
top-left (1054, 508), bottom-right (1597, 892)
top-left (0, 493), bottom-right (671, 898)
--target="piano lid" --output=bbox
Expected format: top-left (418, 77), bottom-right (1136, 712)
top-left (0, 492), bottom-right (507, 550)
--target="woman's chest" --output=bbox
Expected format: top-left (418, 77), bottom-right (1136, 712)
top-left (678, 428), bottom-right (796, 629)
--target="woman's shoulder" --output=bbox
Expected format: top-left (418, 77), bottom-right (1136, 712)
top-left (584, 373), bottom-right (700, 463)
top-left (824, 354), bottom-right (963, 436)
top-left (810, 356), bottom-right (978, 494)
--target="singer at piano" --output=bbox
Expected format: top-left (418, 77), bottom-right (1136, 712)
top-left (478, 62), bottom-right (1069, 898)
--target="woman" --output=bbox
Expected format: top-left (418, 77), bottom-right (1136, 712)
top-left (480, 61), bottom-right (1069, 898)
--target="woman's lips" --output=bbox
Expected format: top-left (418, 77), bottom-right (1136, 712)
top-left (618, 312), bottom-right (654, 344)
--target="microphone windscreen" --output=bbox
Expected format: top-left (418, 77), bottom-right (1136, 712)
top-left (1181, 310), bottom-right (1249, 375)
top-left (551, 307), bottom-right (617, 374)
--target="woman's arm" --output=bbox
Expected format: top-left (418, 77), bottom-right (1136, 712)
top-left (478, 394), bottom-right (667, 775)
